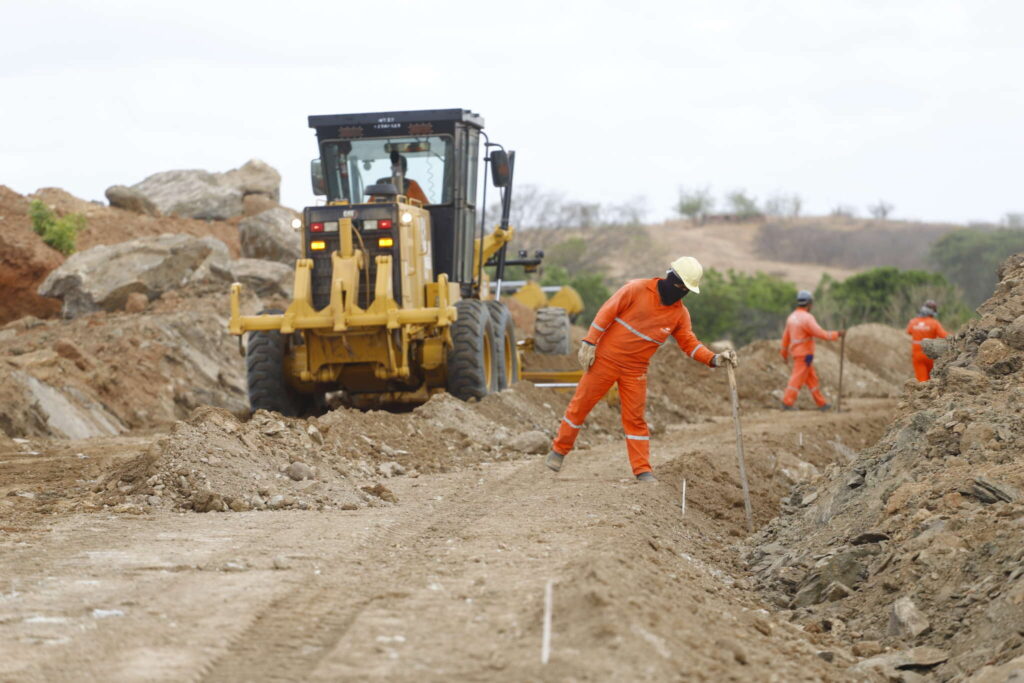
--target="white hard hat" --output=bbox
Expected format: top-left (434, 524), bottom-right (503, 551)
top-left (670, 256), bottom-right (703, 294)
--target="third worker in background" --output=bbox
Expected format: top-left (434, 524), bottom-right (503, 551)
top-left (545, 257), bottom-right (737, 483)
top-left (779, 290), bottom-right (843, 411)
top-left (907, 299), bottom-right (947, 381)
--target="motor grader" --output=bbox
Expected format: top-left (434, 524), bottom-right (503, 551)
top-left (228, 109), bottom-right (577, 414)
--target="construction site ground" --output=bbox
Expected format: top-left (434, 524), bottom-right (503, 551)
top-left (0, 399), bottom-right (892, 682)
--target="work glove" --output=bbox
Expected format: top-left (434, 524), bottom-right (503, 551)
top-left (713, 349), bottom-right (739, 368)
top-left (578, 341), bottom-right (596, 370)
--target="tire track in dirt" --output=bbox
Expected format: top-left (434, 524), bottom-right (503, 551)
top-left (200, 465), bottom-right (529, 681)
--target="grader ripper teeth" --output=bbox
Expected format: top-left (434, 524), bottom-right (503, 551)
top-left (227, 109), bottom-right (580, 414)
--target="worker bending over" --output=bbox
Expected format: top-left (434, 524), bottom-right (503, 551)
top-left (906, 299), bottom-right (947, 381)
top-left (545, 257), bottom-right (737, 483)
top-left (779, 290), bottom-right (843, 411)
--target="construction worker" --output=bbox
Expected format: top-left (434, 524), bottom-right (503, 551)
top-left (779, 290), bottom-right (843, 411)
top-left (906, 299), bottom-right (947, 381)
top-left (545, 257), bottom-right (738, 483)
top-left (377, 153), bottom-right (429, 204)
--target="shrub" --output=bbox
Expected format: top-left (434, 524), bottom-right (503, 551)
top-left (675, 186), bottom-right (715, 223)
top-left (812, 267), bottom-right (971, 330)
top-left (28, 199), bottom-right (86, 255)
top-left (929, 228), bottom-right (1024, 307)
top-left (726, 190), bottom-right (761, 219)
top-left (684, 269), bottom-right (797, 346)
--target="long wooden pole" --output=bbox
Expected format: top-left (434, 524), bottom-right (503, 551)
top-left (835, 330), bottom-right (846, 413)
top-left (725, 363), bottom-right (754, 533)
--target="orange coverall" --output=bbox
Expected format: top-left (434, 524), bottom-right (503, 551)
top-left (780, 307), bottom-right (840, 407)
top-left (906, 316), bottom-right (947, 381)
top-left (552, 278), bottom-right (717, 475)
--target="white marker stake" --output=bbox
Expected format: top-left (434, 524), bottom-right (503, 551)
top-left (681, 479), bottom-right (687, 516)
top-left (542, 580), bottom-right (554, 664)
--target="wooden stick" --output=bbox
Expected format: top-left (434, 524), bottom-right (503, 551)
top-left (725, 363), bottom-right (754, 533)
top-left (541, 580), bottom-right (554, 664)
top-left (681, 479), bottom-right (687, 516)
top-left (836, 330), bottom-right (847, 413)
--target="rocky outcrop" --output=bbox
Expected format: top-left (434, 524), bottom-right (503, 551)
top-left (129, 170), bottom-right (243, 220)
top-left (104, 185), bottom-right (160, 217)
top-left (229, 258), bottom-right (293, 298)
top-left (239, 207), bottom-right (301, 263)
top-left (220, 159), bottom-right (281, 202)
top-left (116, 159), bottom-right (282, 221)
top-left (38, 234), bottom-right (231, 318)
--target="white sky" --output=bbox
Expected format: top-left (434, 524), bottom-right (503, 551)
top-left (2, 0), bottom-right (1022, 224)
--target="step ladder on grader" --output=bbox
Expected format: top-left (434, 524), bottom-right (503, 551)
top-left (228, 109), bottom-right (583, 414)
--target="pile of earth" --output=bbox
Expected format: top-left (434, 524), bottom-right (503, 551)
top-left (0, 288), bottom-right (266, 440)
top-left (92, 382), bottom-right (626, 514)
top-left (744, 252), bottom-right (1024, 680)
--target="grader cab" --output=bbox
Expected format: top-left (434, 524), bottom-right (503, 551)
top-left (228, 109), bottom-right (577, 414)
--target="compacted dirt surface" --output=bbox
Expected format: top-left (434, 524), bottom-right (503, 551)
top-left (0, 399), bottom-right (893, 682)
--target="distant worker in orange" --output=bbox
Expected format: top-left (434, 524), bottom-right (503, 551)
top-left (378, 153), bottom-right (429, 204)
top-left (906, 299), bottom-right (947, 381)
top-left (779, 290), bottom-right (843, 411)
top-left (545, 257), bottom-right (738, 483)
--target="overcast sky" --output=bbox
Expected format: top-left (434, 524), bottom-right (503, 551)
top-left (3, 0), bottom-right (1021, 224)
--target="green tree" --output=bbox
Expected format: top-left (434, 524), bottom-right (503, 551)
top-left (929, 228), bottom-right (1024, 307)
top-left (29, 199), bottom-right (86, 255)
top-left (813, 267), bottom-right (971, 330)
top-left (726, 190), bottom-right (761, 219)
top-left (684, 269), bottom-right (797, 346)
top-left (675, 186), bottom-right (715, 223)
top-left (540, 265), bottom-right (610, 326)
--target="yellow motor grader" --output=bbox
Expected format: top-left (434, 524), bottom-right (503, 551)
top-left (228, 109), bottom-right (577, 414)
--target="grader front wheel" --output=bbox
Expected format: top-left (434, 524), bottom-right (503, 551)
top-left (447, 300), bottom-right (499, 400)
top-left (485, 301), bottom-right (519, 390)
top-left (534, 306), bottom-right (571, 355)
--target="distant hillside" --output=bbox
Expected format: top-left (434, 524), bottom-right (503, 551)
top-left (513, 215), bottom-right (960, 290)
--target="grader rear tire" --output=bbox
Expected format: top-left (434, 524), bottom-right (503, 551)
top-left (246, 314), bottom-right (308, 417)
top-left (447, 300), bottom-right (499, 401)
top-left (534, 306), bottom-right (571, 355)
top-left (485, 300), bottom-right (519, 390)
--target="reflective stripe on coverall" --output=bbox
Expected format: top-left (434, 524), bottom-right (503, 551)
top-left (780, 307), bottom-right (839, 407)
top-left (906, 316), bottom-right (948, 381)
top-left (552, 278), bottom-right (716, 475)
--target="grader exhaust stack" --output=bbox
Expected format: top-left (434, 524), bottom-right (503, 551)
top-left (227, 109), bottom-right (581, 414)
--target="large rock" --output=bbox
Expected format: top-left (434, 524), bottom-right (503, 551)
top-left (888, 597), bottom-right (930, 638)
top-left (229, 258), bottom-right (293, 298)
top-left (121, 160), bottom-right (282, 221)
top-left (38, 234), bottom-right (231, 318)
top-left (130, 170), bottom-right (243, 220)
top-left (104, 185), bottom-right (160, 217)
top-left (220, 159), bottom-right (281, 202)
top-left (239, 207), bottom-right (301, 263)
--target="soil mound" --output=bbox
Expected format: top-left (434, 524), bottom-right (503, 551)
top-left (94, 382), bottom-right (628, 513)
top-left (96, 407), bottom-right (365, 513)
top-left (747, 253), bottom-right (1024, 678)
top-left (0, 289), bottom-right (262, 439)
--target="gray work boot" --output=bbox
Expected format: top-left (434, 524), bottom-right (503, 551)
top-left (819, 403), bottom-right (833, 412)
top-left (636, 471), bottom-right (657, 483)
top-left (545, 450), bottom-right (564, 472)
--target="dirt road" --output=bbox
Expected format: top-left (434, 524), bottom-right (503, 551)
top-left (0, 400), bottom-right (892, 681)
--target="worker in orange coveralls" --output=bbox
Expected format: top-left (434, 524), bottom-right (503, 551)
top-left (779, 290), bottom-right (843, 411)
top-left (906, 299), bottom-right (948, 381)
top-left (544, 257), bottom-right (738, 484)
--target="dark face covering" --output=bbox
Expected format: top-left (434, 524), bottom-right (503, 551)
top-left (657, 271), bottom-right (689, 305)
